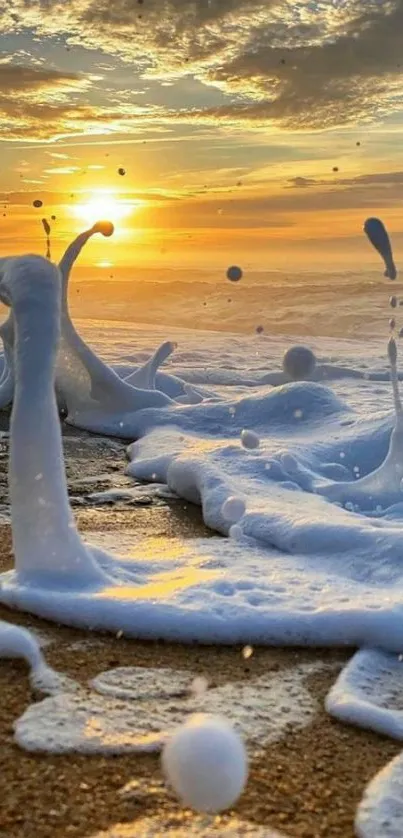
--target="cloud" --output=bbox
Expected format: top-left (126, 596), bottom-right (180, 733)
top-left (0, 60), bottom-right (100, 139)
top-left (286, 169), bottom-right (403, 193)
top-left (287, 177), bottom-right (319, 189)
top-left (0, 58), bottom-right (161, 139)
top-left (43, 167), bottom-right (80, 174)
top-left (0, 1), bottom-right (403, 136)
top-left (0, 62), bottom-right (83, 93)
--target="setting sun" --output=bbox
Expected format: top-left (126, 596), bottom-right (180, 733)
top-left (73, 191), bottom-right (138, 227)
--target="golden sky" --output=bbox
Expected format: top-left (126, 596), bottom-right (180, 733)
top-left (1, 1), bottom-right (403, 271)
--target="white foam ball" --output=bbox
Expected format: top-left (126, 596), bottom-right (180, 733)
top-left (226, 265), bottom-right (243, 282)
top-left (162, 714), bottom-right (248, 813)
top-left (241, 429), bottom-right (260, 449)
top-left (283, 345), bottom-right (316, 381)
top-left (229, 524), bottom-right (243, 540)
top-left (222, 496), bottom-right (246, 523)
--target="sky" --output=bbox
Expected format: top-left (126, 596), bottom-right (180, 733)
top-left (1, 0), bottom-right (403, 273)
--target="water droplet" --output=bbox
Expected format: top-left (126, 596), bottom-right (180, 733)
top-left (190, 676), bottom-right (209, 698)
top-left (240, 429), bottom-right (260, 450)
top-left (242, 645), bottom-right (253, 660)
top-left (226, 265), bottom-right (243, 282)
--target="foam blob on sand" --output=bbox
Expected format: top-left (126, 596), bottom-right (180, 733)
top-left (15, 659), bottom-right (324, 754)
top-left (326, 648), bottom-right (403, 740)
top-left (162, 714), bottom-right (248, 813)
top-left (89, 815), bottom-right (287, 837)
top-left (356, 753), bottom-right (403, 837)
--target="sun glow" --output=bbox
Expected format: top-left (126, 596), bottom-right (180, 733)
top-left (73, 192), bottom-right (138, 227)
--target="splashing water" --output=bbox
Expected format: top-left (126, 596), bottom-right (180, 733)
top-left (4, 227), bottom-right (403, 832)
top-left (364, 217), bottom-right (397, 281)
top-left (41, 218), bottom-right (51, 260)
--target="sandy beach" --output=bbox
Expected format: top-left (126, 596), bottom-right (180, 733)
top-left (0, 426), bottom-right (399, 838)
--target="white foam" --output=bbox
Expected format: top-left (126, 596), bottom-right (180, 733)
top-left (0, 224), bottom-right (214, 418)
top-left (2, 257), bottom-right (403, 660)
top-left (162, 714), bottom-right (248, 813)
top-left (0, 618), bottom-right (71, 695)
top-left (15, 661), bottom-right (324, 754)
top-left (6, 247), bottom-right (403, 830)
top-left (89, 815), bottom-right (287, 837)
top-left (0, 618), bottom-right (44, 669)
top-left (356, 753), bottom-right (403, 837)
top-left (85, 484), bottom-right (166, 505)
top-left (326, 648), bottom-right (403, 739)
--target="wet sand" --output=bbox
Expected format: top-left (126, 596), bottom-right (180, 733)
top-left (0, 427), bottom-right (399, 838)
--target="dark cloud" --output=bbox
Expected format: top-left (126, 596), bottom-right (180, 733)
top-left (0, 63), bottom-right (82, 92)
top-left (0, 61), bottom-right (158, 138)
top-left (287, 177), bottom-right (319, 189)
top-left (288, 170), bottom-right (403, 191)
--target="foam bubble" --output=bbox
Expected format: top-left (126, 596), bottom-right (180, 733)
top-left (162, 714), bottom-right (248, 813)
top-left (240, 429), bottom-right (260, 449)
top-left (222, 496), bottom-right (246, 523)
top-left (283, 345), bottom-right (316, 381)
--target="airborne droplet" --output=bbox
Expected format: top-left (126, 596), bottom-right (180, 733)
top-left (226, 265), bottom-right (243, 282)
top-left (364, 217), bottom-right (397, 280)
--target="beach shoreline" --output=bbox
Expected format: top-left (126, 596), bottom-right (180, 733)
top-left (0, 428), bottom-right (399, 838)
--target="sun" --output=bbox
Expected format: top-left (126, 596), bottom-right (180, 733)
top-left (73, 191), bottom-right (136, 227)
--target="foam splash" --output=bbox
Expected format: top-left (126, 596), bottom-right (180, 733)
top-left (0, 619), bottom-right (71, 694)
top-left (4, 243), bottom-right (403, 831)
top-left (364, 218), bottom-right (397, 281)
top-left (0, 223), bottom-right (215, 418)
